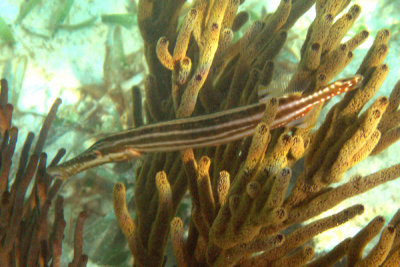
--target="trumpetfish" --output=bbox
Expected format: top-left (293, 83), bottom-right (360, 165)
top-left (47, 75), bottom-right (363, 179)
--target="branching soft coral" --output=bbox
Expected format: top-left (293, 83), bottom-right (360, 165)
top-left (0, 79), bottom-right (88, 266)
top-left (108, 0), bottom-right (400, 266)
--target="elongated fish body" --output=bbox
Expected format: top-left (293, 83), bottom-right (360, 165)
top-left (47, 75), bottom-right (363, 178)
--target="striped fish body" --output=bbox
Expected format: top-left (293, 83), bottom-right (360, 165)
top-left (47, 75), bottom-right (363, 178)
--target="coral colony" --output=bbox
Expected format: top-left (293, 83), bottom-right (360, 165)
top-left (1, 0), bottom-right (400, 266)
top-left (0, 80), bottom-right (88, 266)
top-left (110, 0), bottom-right (400, 265)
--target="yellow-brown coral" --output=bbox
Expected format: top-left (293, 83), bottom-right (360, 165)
top-left (108, 0), bottom-right (400, 266)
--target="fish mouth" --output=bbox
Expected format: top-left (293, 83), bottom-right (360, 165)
top-left (46, 148), bottom-right (142, 179)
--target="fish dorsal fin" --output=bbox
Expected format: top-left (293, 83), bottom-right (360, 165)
top-left (258, 73), bottom-right (312, 103)
top-left (258, 74), bottom-right (291, 101)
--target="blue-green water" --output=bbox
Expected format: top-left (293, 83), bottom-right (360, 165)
top-left (0, 0), bottom-right (399, 265)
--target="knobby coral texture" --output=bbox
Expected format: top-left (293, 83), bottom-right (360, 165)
top-left (110, 0), bottom-right (400, 266)
top-left (0, 79), bottom-right (88, 266)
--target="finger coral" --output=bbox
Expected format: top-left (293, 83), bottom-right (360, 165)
top-left (0, 79), bottom-right (88, 266)
top-left (108, 0), bottom-right (400, 266)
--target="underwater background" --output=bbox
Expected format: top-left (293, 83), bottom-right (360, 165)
top-left (1, 0), bottom-right (400, 266)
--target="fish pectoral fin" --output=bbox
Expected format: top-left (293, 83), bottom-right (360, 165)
top-left (46, 166), bottom-right (67, 180)
top-left (287, 105), bottom-right (320, 129)
top-left (125, 147), bottom-right (142, 158)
